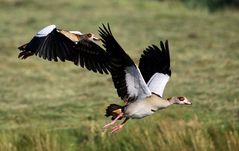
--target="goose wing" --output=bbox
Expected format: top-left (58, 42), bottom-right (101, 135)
top-left (18, 25), bottom-right (110, 74)
top-left (139, 40), bottom-right (171, 97)
top-left (99, 24), bottom-right (151, 102)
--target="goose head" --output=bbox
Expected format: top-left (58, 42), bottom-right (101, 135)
top-left (167, 96), bottom-right (192, 105)
top-left (84, 33), bottom-right (101, 42)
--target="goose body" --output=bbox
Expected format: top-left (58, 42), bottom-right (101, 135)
top-left (124, 94), bottom-right (166, 119)
top-left (18, 23), bottom-right (191, 133)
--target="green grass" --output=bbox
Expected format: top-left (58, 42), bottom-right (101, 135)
top-left (0, 0), bottom-right (239, 150)
top-left (182, 0), bottom-right (239, 11)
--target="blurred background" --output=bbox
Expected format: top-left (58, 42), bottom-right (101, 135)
top-left (0, 0), bottom-right (238, 150)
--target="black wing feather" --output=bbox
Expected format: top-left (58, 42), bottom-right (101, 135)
top-left (139, 40), bottom-right (171, 84)
top-left (73, 39), bottom-right (110, 74)
top-left (98, 23), bottom-right (136, 101)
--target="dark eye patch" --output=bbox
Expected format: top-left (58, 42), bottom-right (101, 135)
top-left (178, 97), bottom-right (184, 101)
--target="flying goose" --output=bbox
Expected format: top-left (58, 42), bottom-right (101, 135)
top-left (99, 24), bottom-right (191, 132)
top-left (18, 24), bottom-right (191, 133)
top-left (18, 24), bottom-right (110, 74)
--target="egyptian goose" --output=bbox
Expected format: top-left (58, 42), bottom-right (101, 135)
top-left (18, 24), bottom-right (110, 74)
top-left (99, 24), bottom-right (191, 132)
top-left (18, 24), bottom-right (191, 133)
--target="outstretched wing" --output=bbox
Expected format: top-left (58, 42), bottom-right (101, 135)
top-left (99, 24), bottom-right (151, 102)
top-left (139, 41), bottom-right (171, 97)
top-left (18, 25), bottom-right (110, 74)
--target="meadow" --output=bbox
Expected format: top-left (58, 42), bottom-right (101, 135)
top-left (0, 0), bottom-right (238, 150)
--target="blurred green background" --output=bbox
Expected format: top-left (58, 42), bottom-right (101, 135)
top-left (0, 0), bottom-right (238, 150)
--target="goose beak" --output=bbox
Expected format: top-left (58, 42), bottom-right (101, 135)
top-left (93, 37), bottom-right (101, 41)
top-left (184, 98), bottom-right (192, 105)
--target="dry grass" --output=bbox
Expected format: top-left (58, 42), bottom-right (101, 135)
top-left (0, 118), bottom-right (238, 151)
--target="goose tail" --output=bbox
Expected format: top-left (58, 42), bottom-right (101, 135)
top-left (105, 104), bottom-right (124, 120)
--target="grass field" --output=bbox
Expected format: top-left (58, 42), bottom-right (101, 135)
top-left (0, 0), bottom-right (239, 150)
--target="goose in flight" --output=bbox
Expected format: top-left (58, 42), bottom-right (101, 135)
top-left (18, 24), bottom-right (191, 133)
top-left (99, 24), bottom-right (191, 132)
top-left (18, 24), bottom-right (110, 74)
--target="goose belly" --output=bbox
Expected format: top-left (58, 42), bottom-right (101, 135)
top-left (124, 102), bottom-right (154, 119)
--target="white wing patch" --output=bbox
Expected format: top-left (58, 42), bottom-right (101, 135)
top-left (147, 73), bottom-right (170, 97)
top-left (125, 66), bottom-right (151, 100)
top-left (36, 25), bottom-right (56, 37)
top-left (69, 31), bottom-right (83, 35)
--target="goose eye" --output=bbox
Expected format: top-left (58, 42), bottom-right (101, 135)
top-left (178, 97), bottom-right (184, 101)
top-left (87, 33), bottom-right (92, 37)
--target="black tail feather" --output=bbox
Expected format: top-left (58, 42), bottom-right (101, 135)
top-left (105, 104), bottom-right (124, 120)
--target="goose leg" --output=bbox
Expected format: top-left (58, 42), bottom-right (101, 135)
top-left (111, 117), bottom-right (129, 133)
top-left (103, 112), bottom-right (124, 128)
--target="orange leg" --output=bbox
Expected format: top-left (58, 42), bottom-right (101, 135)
top-left (103, 112), bottom-right (124, 129)
top-left (111, 117), bottom-right (129, 133)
